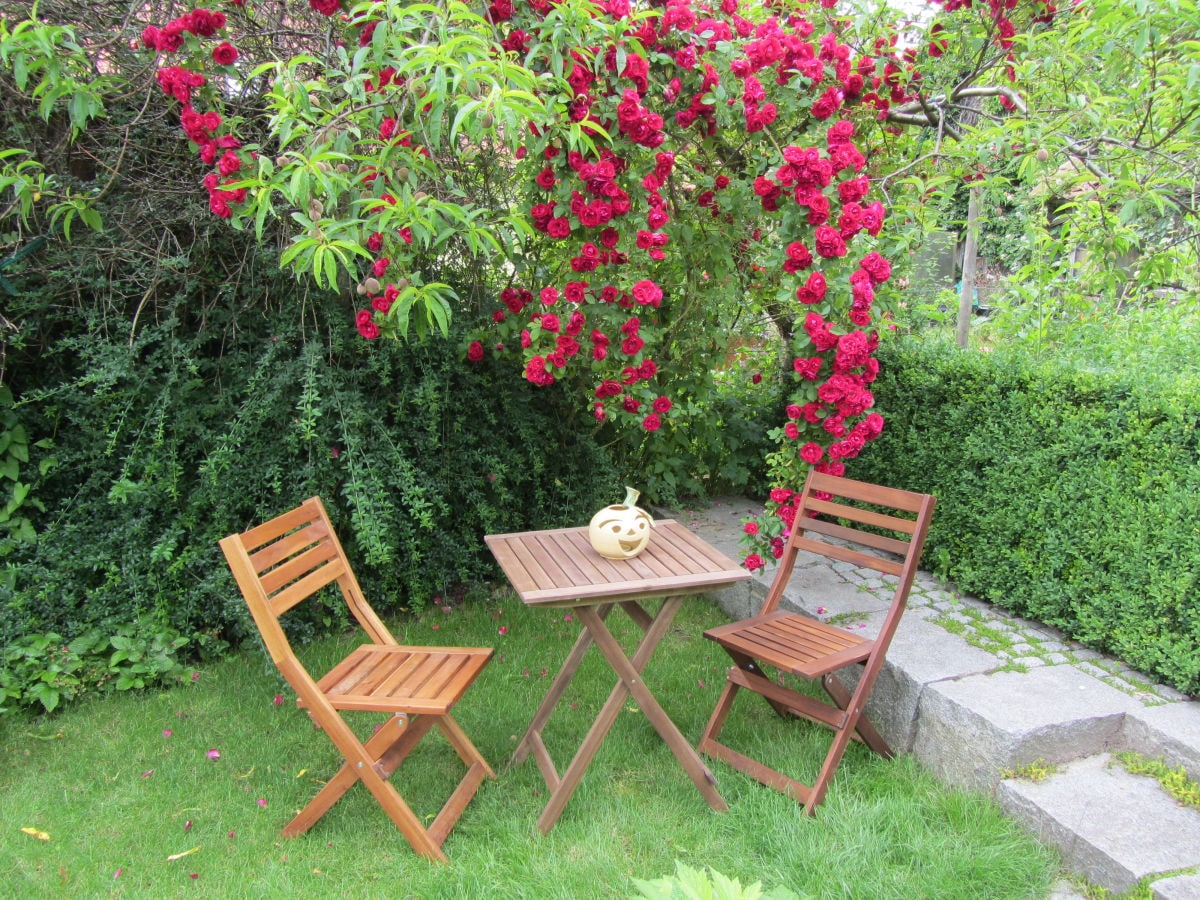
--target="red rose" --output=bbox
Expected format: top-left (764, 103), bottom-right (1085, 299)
top-left (800, 442), bottom-right (824, 464)
top-left (212, 42), bottom-right (239, 66)
top-left (814, 225), bottom-right (847, 259)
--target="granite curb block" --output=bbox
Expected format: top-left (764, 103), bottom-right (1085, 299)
top-left (996, 755), bottom-right (1200, 895)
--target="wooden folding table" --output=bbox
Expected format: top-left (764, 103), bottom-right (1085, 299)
top-left (485, 519), bottom-right (750, 833)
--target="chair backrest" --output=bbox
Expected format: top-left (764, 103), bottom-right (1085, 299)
top-left (759, 470), bottom-right (936, 623)
top-left (219, 497), bottom-right (396, 688)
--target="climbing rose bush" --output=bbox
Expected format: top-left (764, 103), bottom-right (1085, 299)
top-left (136, 0), bottom-right (1054, 568)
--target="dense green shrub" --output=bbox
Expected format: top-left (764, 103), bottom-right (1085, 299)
top-left (1, 291), bottom-right (618, 666)
top-left (853, 337), bottom-right (1200, 695)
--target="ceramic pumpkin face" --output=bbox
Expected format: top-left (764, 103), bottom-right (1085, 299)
top-left (588, 487), bottom-right (654, 559)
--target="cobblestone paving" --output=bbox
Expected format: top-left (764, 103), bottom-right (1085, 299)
top-left (899, 571), bottom-right (1187, 705)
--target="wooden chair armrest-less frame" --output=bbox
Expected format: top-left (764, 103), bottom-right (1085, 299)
top-left (220, 497), bottom-right (494, 862)
top-left (699, 471), bottom-right (936, 814)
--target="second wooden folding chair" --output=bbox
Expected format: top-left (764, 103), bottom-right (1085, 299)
top-left (219, 497), bottom-right (494, 862)
top-left (699, 471), bottom-right (936, 813)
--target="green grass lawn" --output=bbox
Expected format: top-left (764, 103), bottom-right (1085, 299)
top-left (0, 592), bottom-right (1060, 899)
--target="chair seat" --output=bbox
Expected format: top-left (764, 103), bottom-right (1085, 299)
top-left (311, 645), bottom-right (493, 715)
top-left (705, 611), bottom-right (872, 680)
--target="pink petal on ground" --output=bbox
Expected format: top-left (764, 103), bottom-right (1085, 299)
top-left (141, 770), bottom-right (154, 778)
top-left (498, 625), bottom-right (508, 635)
top-left (191, 672), bottom-right (200, 682)
top-left (206, 749), bottom-right (221, 760)
top-left (113, 869), bottom-right (123, 880)
top-left (272, 694), bottom-right (283, 706)
top-left (162, 729), bottom-right (173, 739)
top-left (257, 798), bottom-right (268, 808)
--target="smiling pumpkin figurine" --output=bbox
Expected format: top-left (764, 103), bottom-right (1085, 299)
top-left (588, 486), bottom-right (654, 559)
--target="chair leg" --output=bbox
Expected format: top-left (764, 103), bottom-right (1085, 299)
top-left (436, 713), bottom-right (496, 778)
top-left (699, 677), bottom-right (814, 806)
top-left (283, 713), bottom-right (431, 837)
top-left (698, 677), bottom-right (740, 758)
top-left (822, 673), bottom-right (892, 758)
top-left (286, 711), bottom-right (494, 861)
top-left (804, 715), bottom-right (859, 814)
top-left (357, 759), bottom-right (447, 861)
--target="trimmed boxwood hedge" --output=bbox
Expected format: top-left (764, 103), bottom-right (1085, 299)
top-left (852, 338), bottom-right (1200, 697)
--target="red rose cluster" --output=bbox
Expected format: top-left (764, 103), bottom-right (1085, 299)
top-left (142, 8), bottom-right (245, 219)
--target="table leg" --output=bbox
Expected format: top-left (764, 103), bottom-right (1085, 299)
top-left (535, 598), bottom-right (726, 833)
top-left (581, 600), bottom-right (727, 813)
top-left (512, 604), bottom-right (612, 768)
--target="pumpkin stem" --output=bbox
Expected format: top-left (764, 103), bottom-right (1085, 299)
top-left (622, 486), bottom-right (641, 508)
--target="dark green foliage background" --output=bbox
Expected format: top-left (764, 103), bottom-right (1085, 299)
top-left (2, 280), bottom-right (618, 653)
top-left (853, 338), bottom-right (1200, 695)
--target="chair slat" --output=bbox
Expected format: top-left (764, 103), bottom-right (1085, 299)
top-left (249, 521), bottom-right (328, 573)
top-left (799, 515), bottom-right (913, 557)
top-left (239, 502), bottom-right (323, 552)
top-left (790, 535), bottom-right (905, 576)
top-left (808, 471), bottom-right (929, 512)
top-left (268, 559), bottom-right (346, 617)
top-left (804, 496), bottom-right (918, 537)
top-left (258, 541), bottom-right (341, 595)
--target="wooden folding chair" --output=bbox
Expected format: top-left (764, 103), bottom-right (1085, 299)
top-left (219, 497), bottom-right (494, 862)
top-left (699, 471), bottom-right (935, 814)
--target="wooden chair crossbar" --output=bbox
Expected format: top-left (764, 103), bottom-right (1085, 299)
top-left (699, 471), bottom-right (936, 813)
top-left (219, 496), bottom-right (494, 861)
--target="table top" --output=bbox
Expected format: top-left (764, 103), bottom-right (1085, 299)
top-left (485, 519), bottom-right (750, 607)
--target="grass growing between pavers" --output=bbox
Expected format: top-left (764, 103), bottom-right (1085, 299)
top-left (1, 593), bottom-right (1060, 899)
